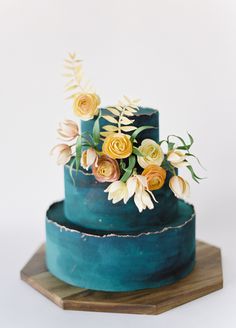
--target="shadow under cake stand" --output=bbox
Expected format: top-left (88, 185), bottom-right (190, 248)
top-left (20, 240), bottom-right (223, 315)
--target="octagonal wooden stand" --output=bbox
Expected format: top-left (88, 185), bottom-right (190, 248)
top-left (20, 240), bottom-right (223, 315)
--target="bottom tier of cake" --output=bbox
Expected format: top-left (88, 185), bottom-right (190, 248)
top-left (45, 200), bottom-right (196, 292)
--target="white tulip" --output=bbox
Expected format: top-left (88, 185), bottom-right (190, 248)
top-left (104, 181), bottom-right (129, 204)
top-left (81, 148), bottom-right (98, 170)
top-left (50, 144), bottom-right (72, 165)
top-left (169, 175), bottom-right (190, 200)
top-left (57, 119), bottom-right (79, 141)
top-left (167, 149), bottom-right (188, 168)
top-left (126, 175), bottom-right (157, 213)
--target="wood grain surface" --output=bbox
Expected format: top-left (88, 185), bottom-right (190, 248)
top-left (20, 240), bottom-right (223, 315)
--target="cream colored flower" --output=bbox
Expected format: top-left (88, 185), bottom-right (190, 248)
top-left (102, 133), bottom-right (133, 159)
top-left (81, 148), bottom-right (98, 170)
top-left (126, 175), bottom-right (157, 213)
top-left (137, 139), bottom-right (164, 168)
top-left (50, 144), bottom-right (72, 165)
top-left (167, 150), bottom-right (189, 168)
top-left (73, 93), bottom-right (100, 121)
top-left (169, 176), bottom-right (190, 200)
top-left (57, 119), bottom-right (79, 141)
top-left (104, 181), bottom-right (129, 204)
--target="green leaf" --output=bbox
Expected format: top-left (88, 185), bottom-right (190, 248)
top-left (168, 134), bottom-right (191, 152)
top-left (93, 112), bottom-right (101, 145)
top-left (186, 165), bottom-right (203, 183)
top-left (176, 145), bottom-right (191, 151)
top-left (133, 147), bottom-right (143, 157)
top-left (168, 133), bottom-right (195, 153)
top-left (120, 155), bottom-right (136, 182)
top-left (75, 135), bottom-right (82, 174)
top-left (130, 126), bottom-right (156, 142)
top-left (168, 142), bottom-right (175, 151)
top-left (161, 158), bottom-right (177, 175)
top-left (120, 159), bottom-right (127, 171)
top-left (188, 132), bottom-right (194, 146)
top-left (185, 153), bottom-right (206, 169)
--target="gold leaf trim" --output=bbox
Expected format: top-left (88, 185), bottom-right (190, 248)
top-left (103, 125), bottom-right (119, 132)
top-left (102, 115), bottom-right (118, 124)
top-left (120, 117), bottom-right (135, 125)
top-left (121, 126), bottom-right (137, 132)
top-left (106, 107), bottom-right (120, 116)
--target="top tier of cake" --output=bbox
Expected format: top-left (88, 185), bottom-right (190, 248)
top-left (81, 107), bottom-right (160, 144)
top-left (63, 107), bottom-right (179, 234)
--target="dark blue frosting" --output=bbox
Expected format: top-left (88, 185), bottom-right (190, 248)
top-left (63, 107), bottom-right (179, 233)
top-left (81, 107), bottom-right (159, 145)
top-left (63, 165), bottom-right (178, 234)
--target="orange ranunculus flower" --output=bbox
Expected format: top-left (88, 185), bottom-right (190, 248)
top-left (142, 164), bottom-right (166, 191)
top-left (92, 155), bottom-right (120, 183)
top-left (73, 93), bottom-right (100, 121)
top-left (102, 133), bottom-right (133, 159)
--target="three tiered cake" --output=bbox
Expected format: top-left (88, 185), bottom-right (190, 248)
top-left (46, 53), bottom-right (201, 292)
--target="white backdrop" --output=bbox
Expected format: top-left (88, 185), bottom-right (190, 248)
top-left (0, 0), bottom-right (235, 327)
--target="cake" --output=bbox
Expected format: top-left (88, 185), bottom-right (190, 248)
top-left (46, 53), bottom-right (201, 292)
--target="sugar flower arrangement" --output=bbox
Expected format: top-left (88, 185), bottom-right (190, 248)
top-left (51, 53), bottom-right (202, 213)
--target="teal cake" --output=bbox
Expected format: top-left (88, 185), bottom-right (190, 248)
top-left (46, 53), bottom-right (200, 292)
top-left (47, 107), bottom-right (196, 291)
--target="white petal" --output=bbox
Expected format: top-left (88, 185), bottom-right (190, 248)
top-left (123, 190), bottom-right (130, 204)
top-left (87, 148), bottom-right (97, 167)
top-left (112, 190), bottom-right (126, 204)
top-left (167, 151), bottom-right (185, 163)
top-left (147, 190), bottom-right (158, 203)
top-left (136, 175), bottom-right (148, 188)
top-left (134, 191), bottom-right (145, 212)
top-left (105, 181), bottom-right (124, 193)
top-left (169, 176), bottom-right (183, 198)
top-left (57, 148), bottom-right (71, 165)
top-left (172, 161), bottom-right (189, 168)
top-left (141, 191), bottom-right (154, 210)
top-left (183, 180), bottom-right (190, 198)
top-left (141, 139), bottom-right (156, 146)
top-left (50, 144), bottom-right (67, 156)
top-left (137, 156), bottom-right (148, 169)
top-left (126, 177), bottom-right (137, 198)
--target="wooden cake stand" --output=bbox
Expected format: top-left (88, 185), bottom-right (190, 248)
top-left (20, 240), bottom-right (223, 315)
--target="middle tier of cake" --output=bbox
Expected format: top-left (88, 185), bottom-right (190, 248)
top-left (64, 164), bottom-right (179, 234)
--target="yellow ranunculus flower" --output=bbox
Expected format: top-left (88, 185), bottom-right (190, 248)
top-left (137, 139), bottom-right (164, 168)
top-left (73, 93), bottom-right (100, 121)
top-left (142, 164), bottom-right (166, 191)
top-left (102, 133), bottom-right (133, 159)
